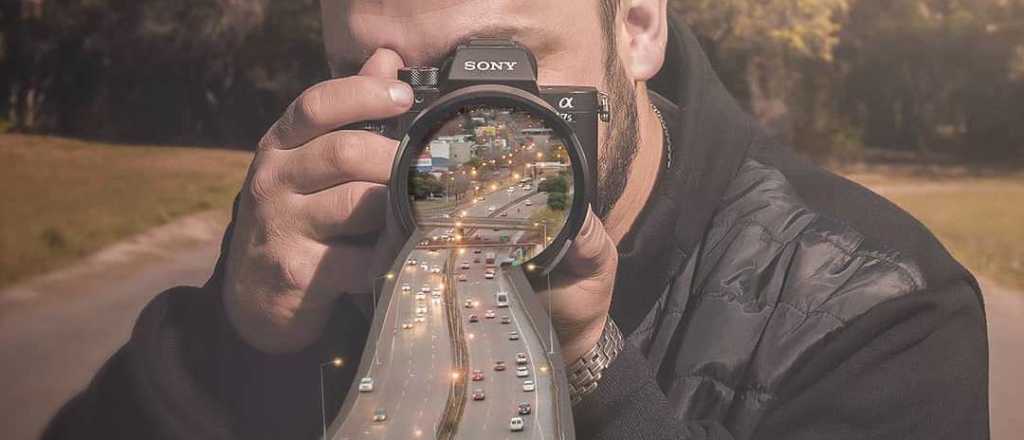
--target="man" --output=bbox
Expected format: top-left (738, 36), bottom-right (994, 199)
top-left (44, 0), bottom-right (989, 439)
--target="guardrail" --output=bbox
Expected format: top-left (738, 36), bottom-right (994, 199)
top-left (436, 251), bottom-right (469, 440)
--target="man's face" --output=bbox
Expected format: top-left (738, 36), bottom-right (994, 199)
top-left (322, 0), bottom-right (640, 219)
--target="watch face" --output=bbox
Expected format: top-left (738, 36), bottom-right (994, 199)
top-left (404, 102), bottom-right (576, 265)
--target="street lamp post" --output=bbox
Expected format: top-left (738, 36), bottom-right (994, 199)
top-left (319, 357), bottom-right (345, 440)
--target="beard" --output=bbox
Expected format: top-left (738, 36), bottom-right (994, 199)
top-left (593, 55), bottom-right (641, 221)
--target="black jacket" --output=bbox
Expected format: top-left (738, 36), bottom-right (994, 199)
top-left (44, 18), bottom-right (989, 440)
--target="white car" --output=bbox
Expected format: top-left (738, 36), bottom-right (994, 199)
top-left (421, 284), bottom-right (431, 293)
top-left (461, 262), bottom-right (471, 270)
top-left (507, 187), bottom-right (516, 193)
top-left (358, 377), bottom-right (374, 392)
top-left (515, 352), bottom-right (528, 365)
top-left (485, 310), bottom-right (496, 319)
top-left (401, 284), bottom-right (411, 292)
top-left (416, 306), bottom-right (428, 315)
top-left (414, 315), bottom-right (426, 323)
top-left (508, 331), bottom-right (520, 341)
top-left (516, 366), bottom-right (530, 377)
top-left (488, 206), bottom-right (497, 212)
top-left (431, 288), bottom-right (442, 297)
top-left (415, 292), bottom-right (426, 301)
top-left (522, 380), bottom-right (535, 392)
top-left (510, 416), bottom-right (525, 432)
top-left (484, 272), bottom-right (495, 280)
top-left (402, 322), bottom-right (413, 330)
top-left (431, 265), bottom-right (442, 273)
top-left (407, 259), bottom-right (417, 266)
top-left (524, 200), bottom-right (533, 206)
top-left (421, 263), bottom-right (430, 271)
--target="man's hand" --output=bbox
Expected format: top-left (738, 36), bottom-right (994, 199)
top-left (536, 208), bottom-right (618, 363)
top-left (222, 49), bottom-right (412, 354)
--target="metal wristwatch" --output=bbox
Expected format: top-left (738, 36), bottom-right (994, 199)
top-left (567, 316), bottom-right (624, 405)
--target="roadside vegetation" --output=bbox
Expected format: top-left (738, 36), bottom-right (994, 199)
top-left (843, 168), bottom-right (1024, 292)
top-left (0, 134), bottom-right (252, 287)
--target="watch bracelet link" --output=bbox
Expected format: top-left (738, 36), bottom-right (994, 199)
top-left (567, 317), bottom-right (625, 405)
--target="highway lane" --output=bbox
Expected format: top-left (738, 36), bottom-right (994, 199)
top-left (453, 256), bottom-right (557, 439)
top-left (333, 248), bottom-right (453, 440)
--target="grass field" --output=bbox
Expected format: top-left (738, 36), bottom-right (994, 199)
top-left (843, 169), bottom-right (1024, 292)
top-left (0, 134), bottom-right (252, 287)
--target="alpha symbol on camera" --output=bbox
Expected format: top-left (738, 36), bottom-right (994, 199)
top-left (559, 97), bottom-right (576, 109)
top-left (464, 61), bottom-right (519, 72)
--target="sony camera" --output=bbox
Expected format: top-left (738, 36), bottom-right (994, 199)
top-left (348, 37), bottom-right (608, 206)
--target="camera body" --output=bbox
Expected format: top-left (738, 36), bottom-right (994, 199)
top-left (353, 38), bottom-right (609, 202)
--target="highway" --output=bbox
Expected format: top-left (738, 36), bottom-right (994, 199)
top-left (329, 172), bottom-right (569, 439)
top-left (332, 247), bottom-right (454, 440)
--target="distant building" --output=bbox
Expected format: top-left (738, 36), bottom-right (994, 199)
top-left (429, 136), bottom-right (475, 170)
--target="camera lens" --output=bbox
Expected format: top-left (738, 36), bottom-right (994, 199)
top-left (401, 101), bottom-right (578, 266)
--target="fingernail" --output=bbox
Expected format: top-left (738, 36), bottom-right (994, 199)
top-left (389, 83), bottom-right (413, 106)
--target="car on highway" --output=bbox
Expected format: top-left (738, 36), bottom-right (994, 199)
top-left (421, 284), bottom-right (431, 293)
top-left (464, 299), bottom-right (475, 308)
top-left (500, 212), bottom-right (508, 217)
top-left (524, 200), bottom-right (533, 206)
top-left (431, 290), bottom-right (442, 298)
top-left (515, 352), bottom-right (528, 365)
top-left (485, 310), bottom-right (496, 319)
top-left (472, 389), bottom-right (486, 401)
top-left (494, 361), bottom-right (507, 371)
top-left (415, 315), bottom-right (426, 323)
top-left (373, 408), bottom-right (387, 422)
top-left (510, 416), bottom-right (524, 432)
top-left (415, 292), bottom-right (426, 301)
top-left (508, 331), bottom-right (520, 341)
top-left (421, 263), bottom-right (429, 271)
top-left (402, 322), bottom-right (413, 330)
top-left (474, 248), bottom-right (482, 254)
top-left (471, 370), bottom-right (484, 381)
top-left (431, 265), bottom-right (442, 273)
top-left (518, 402), bottom-right (532, 415)
top-left (507, 187), bottom-right (516, 193)
top-left (484, 271), bottom-right (495, 280)
top-left (416, 306), bottom-right (428, 315)
top-left (457, 273), bottom-right (468, 281)
top-left (473, 257), bottom-right (481, 263)
top-left (501, 316), bottom-right (511, 324)
top-left (489, 206), bottom-right (497, 212)
top-left (407, 258), bottom-right (418, 266)
top-left (516, 366), bottom-right (530, 377)
top-left (401, 283), bottom-right (411, 292)
top-left (523, 185), bottom-right (532, 191)
top-left (461, 262), bottom-right (470, 270)
top-left (358, 377), bottom-right (374, 392)
top-left (468, 314), bottom-right (479, 323)
top-left (496, 291), bottom-right (510, 307)
top-left (522, 380), bottom-right (535, 392)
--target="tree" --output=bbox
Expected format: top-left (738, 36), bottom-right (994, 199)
top-left (537, 175), bottom-right (568, 193)
top-left (547, 191), bottom-right (567, 211)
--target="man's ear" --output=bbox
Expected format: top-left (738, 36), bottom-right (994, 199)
top-left (618, 0), bottom-right (668, 81)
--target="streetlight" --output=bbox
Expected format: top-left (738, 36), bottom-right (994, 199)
top-left (319, 357), bottom-right (345, 439)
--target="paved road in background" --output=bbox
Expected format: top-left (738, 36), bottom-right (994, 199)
top-left (0, 210), bottom-right (226, 440)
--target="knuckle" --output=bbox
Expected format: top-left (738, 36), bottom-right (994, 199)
top-left (295, 86), bottom-right (327, 127)
top-left (323, 134), bottom-right (360, 177)
top-left (248, 167), bottom-right (279, 203)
